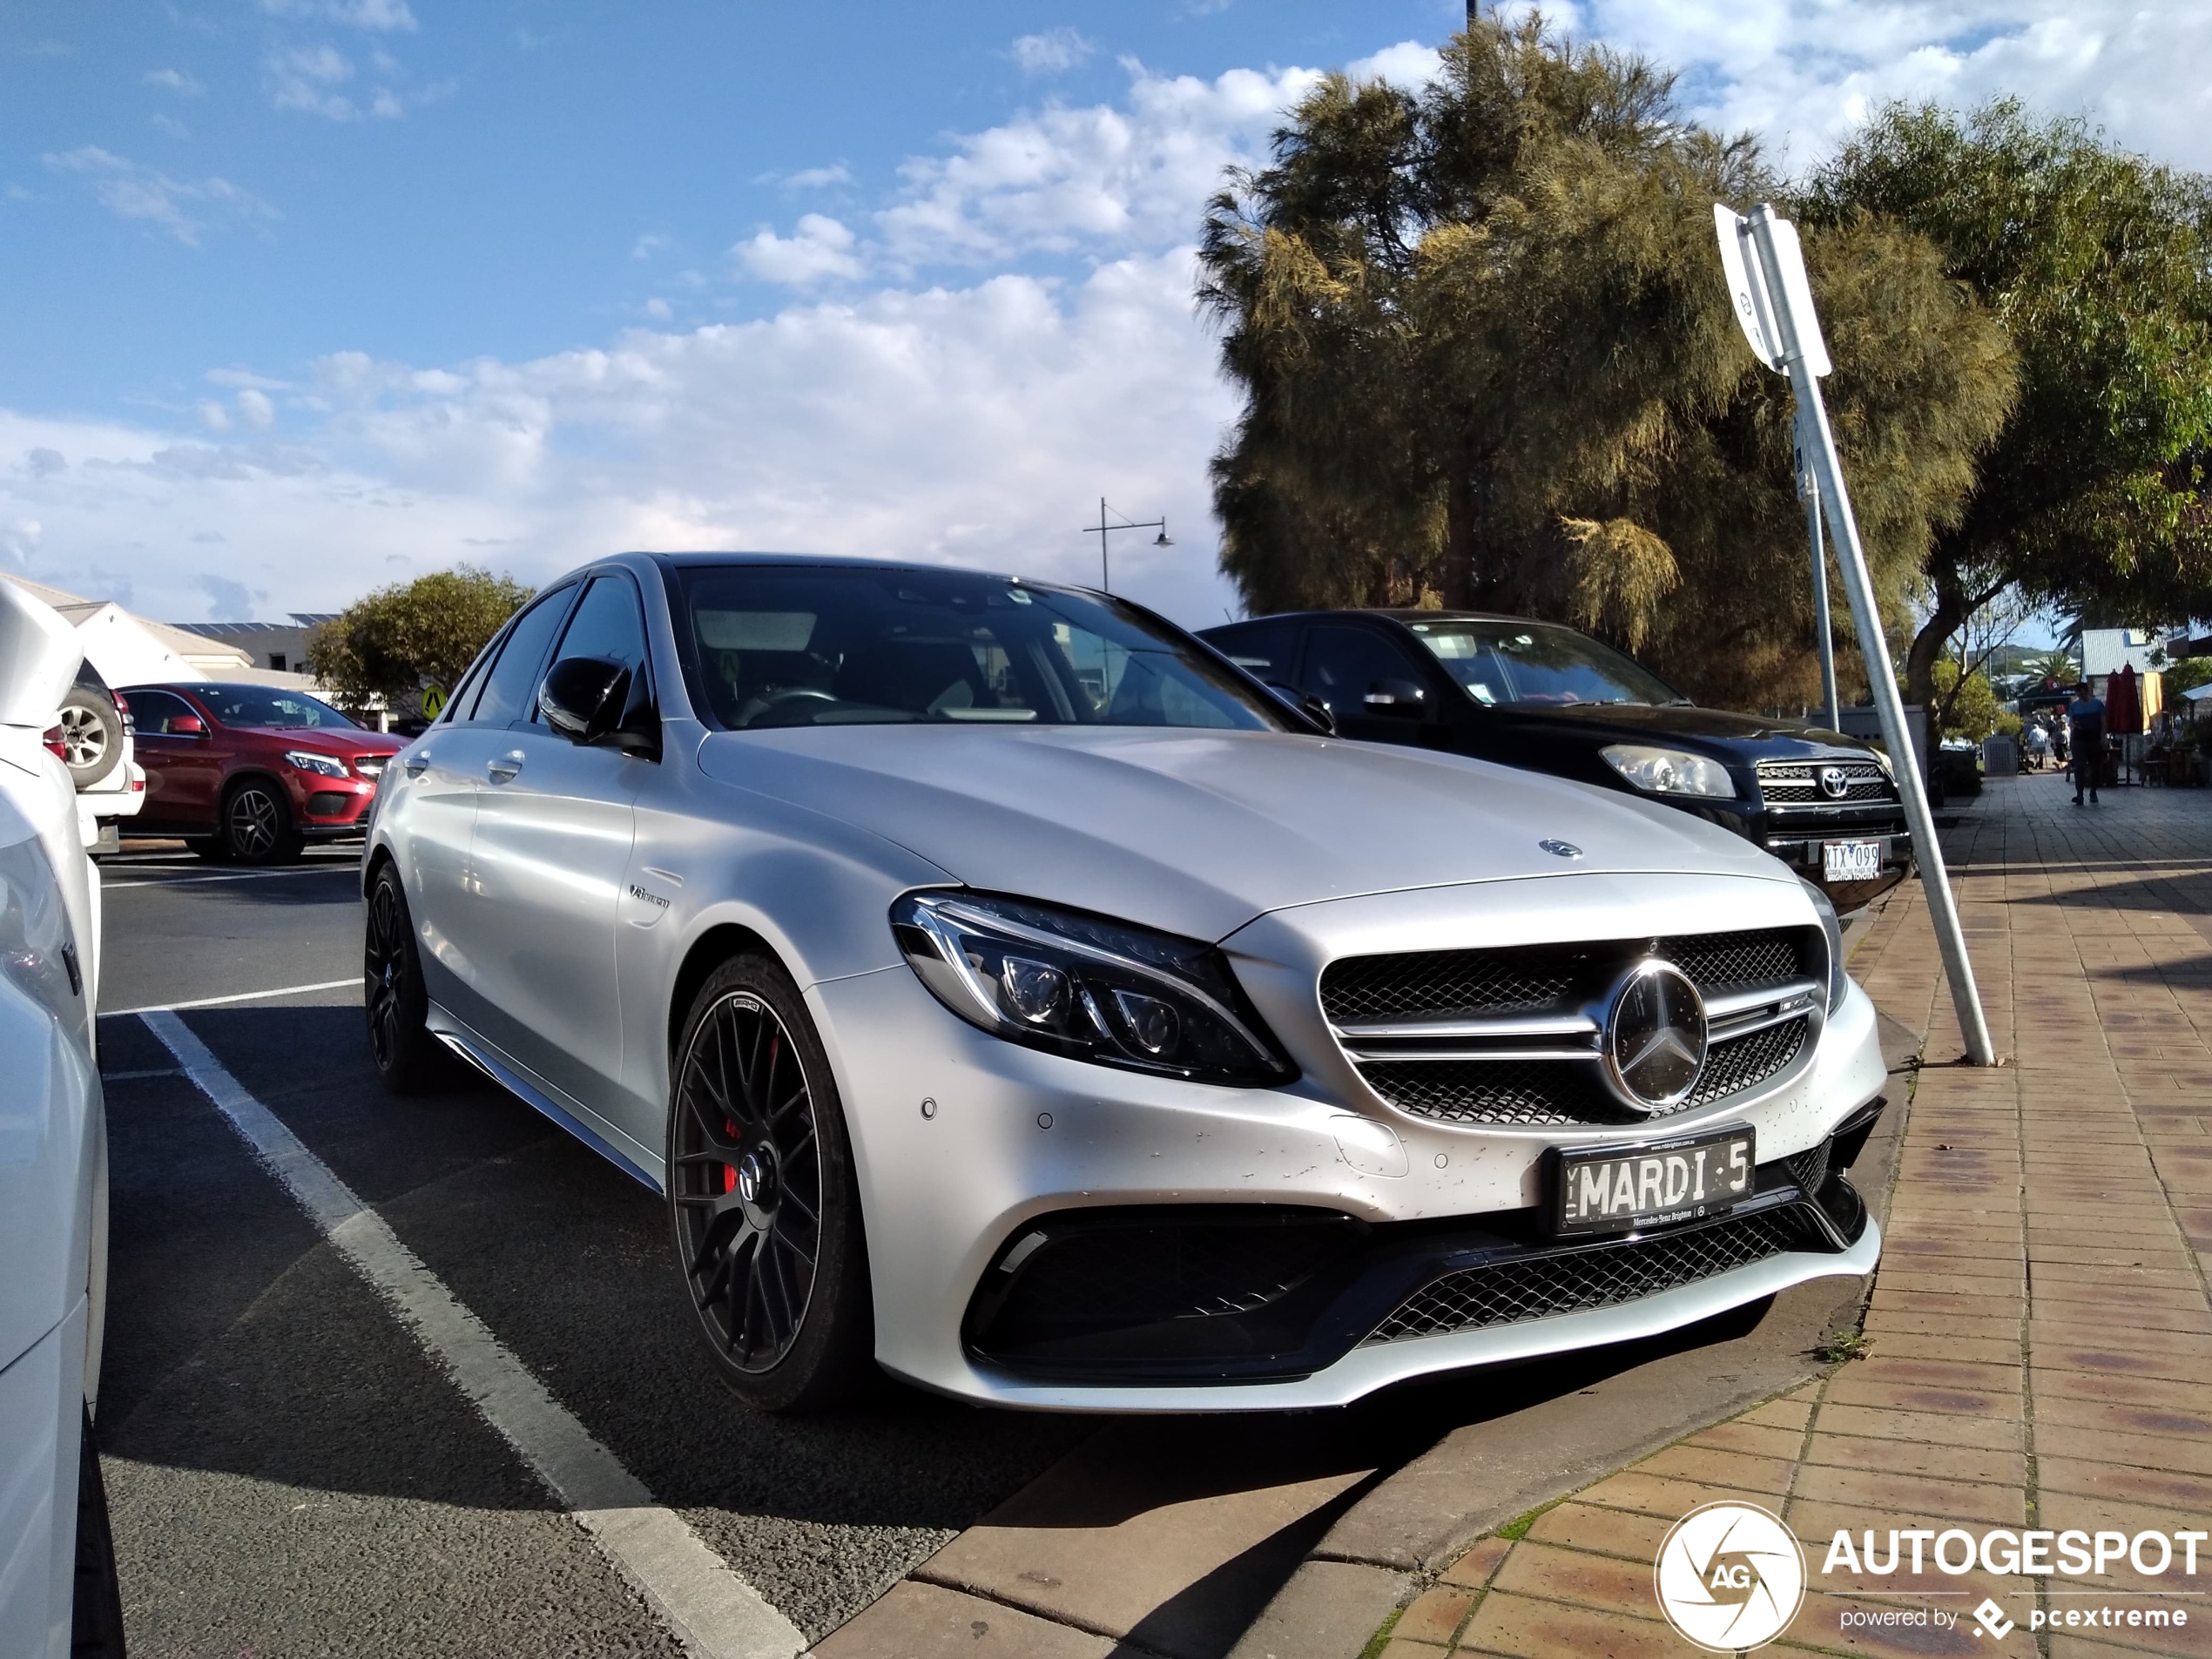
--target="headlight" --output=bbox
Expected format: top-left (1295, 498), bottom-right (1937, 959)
top-left (1801, 879), bottom-right (1849, 1012)
top-left (1600, 744), bottom-right (1737, 799)
top-left (283, 750), bottom-right (347, 778)
top-left (891, 890), bottom-right (1297, 1087)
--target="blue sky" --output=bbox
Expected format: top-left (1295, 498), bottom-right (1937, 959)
top-left (4, 0), bottom-right (2206, 631)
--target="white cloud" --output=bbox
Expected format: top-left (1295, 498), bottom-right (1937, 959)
top-left (1577, 0), bottom-right (2212, 172)
top-left (767, 163), bottom-right (855, 191)
top-left (42, 147), bottom-right (279, 245)
top-left (875, 60), bottom-right (1327, 267)
top-left (644, 297), bottom-right (673, 320)
top-left (0, 252), bottom-right (1239, 625)
top-left (197, 400), bottom-right (232, 431)
top-left (734, 213), bottom-right (865, 285)
top-left (260, 0), bottom-right (417, 33)
top-left (144, 67), bottom-right (206, 95)
top-left (1011, 29), bottom-right (1096, 75)
top-left (632, 233), bottom-right (670, 260)
top-left (238, 388), bottom-right (276, 429)
top-left (265, 44), bottom-right (359, 119)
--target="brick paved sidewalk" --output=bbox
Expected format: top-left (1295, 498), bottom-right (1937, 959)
top-left (1377, 771), bottom-right (2212, 1659)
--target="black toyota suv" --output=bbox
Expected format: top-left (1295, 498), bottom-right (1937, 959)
top-left (1199, 609), bottom-right (1910, 910)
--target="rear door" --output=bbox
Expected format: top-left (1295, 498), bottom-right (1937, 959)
top-left (400, 584), bottom-right (576, 1023)
top-left (465, 571), bottom-right (650, 1130)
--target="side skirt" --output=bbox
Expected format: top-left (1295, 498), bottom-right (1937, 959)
top-left (426, 1003), bottom-right (664, 1193)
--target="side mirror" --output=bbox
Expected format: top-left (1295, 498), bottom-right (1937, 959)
top-left (170, 715), bottom-right (206, 737)
top-left (1364, 678), bottom-right (1427, 716)
top-left (1265, 682), bottom-right (1337, 736)
top-left (539, 656), bottom-right (659, 759)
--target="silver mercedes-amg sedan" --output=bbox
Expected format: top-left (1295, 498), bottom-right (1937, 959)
top-left (364, 553), bottom-right (1886, 1412)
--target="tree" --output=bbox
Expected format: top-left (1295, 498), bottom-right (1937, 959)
top-left (1931, 658), bottom-right (2000, 742)
top-left (2020, 649), bottom-right (2079, 686)
top-left (1199, 14), bottom-right (2018, 711)
top-left (307, 566), bottom-right (531, 709)
top-left (2161, 657), bottom-right (2212, 697)
top-left (1800, 102), bottom-right (2212, 709)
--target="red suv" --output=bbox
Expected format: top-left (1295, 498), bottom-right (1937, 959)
top-left (120, 682), bottom-right (405, 863)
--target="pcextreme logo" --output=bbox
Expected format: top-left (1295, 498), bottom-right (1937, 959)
top-left (1654, 1502), bottom-right (1806, 1651)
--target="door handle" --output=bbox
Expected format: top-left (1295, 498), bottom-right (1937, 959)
top-left (486, 752), bottom-right (523, 784)
top-left (403, 753), bottom-right (430, 778)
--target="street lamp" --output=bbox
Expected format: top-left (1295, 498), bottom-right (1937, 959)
top-left (1080, 498), bottom-right (1172, 594)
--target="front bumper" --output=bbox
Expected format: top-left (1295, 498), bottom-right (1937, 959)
top-left (294, 775), bottom-right (380, 840)
top-left (813, 885), bottom-right (1887, 1412)
top-left (1764, 830), bottom-right (1912, 910)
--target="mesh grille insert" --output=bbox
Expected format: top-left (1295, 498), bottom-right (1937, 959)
top-left (1359, 1058), bottom-right (1635, 1128)
top-left (1364, 1208), bottom-right (1824, 1344)
top-left (1320, 948), bottom-right (1585, 1025)
top-left (1683, 1016), bottom-right (1810, 1109)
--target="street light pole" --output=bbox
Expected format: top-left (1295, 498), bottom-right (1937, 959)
top-left (1080, 498), bottom-right (1171, 595)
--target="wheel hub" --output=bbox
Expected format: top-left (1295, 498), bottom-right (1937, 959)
top-left (734, 1145), bottom-right (779, 1229)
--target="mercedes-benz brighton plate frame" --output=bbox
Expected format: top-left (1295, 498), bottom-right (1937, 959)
top-left (1553, 1124), bottom-right (1755, 1237)
top-left (366, 553), bottom-right (1890, 1413)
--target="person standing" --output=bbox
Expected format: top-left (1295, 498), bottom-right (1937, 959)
top-left (2067, 682), bottom-right (2106, 805)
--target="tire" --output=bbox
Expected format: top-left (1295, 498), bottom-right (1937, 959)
top-left (220, 779), bottom-right (302, 865)
top-left (667, 955), bottom-right (873, 1412)
top-left (71, 1407), bottom-right (126, 1659)
top-left (185, 838), bottom-right (228, 863)
top-left (58, 691), bottom-right (123, 789)
top-left (364, 862), bottom-right (448, 1095)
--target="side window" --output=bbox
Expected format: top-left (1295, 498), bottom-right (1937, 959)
top-left (126, 689), bottom-right (198, 735)
top-left (466, 586), bottom-right (575, 726)
top-left (1206, 622), bottom-right (1300, 684)
top-left (1298, 626), bottom-right (1425, 718)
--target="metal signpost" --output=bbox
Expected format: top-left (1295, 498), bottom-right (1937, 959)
top-left (1716, 202), bottom-right (1996, 1066)
top-left (1795, 427), bottom-right (1841, 732)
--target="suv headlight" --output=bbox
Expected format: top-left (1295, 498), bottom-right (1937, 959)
top-left (283, 750), bottom-right (347, 778)
top-left (1801, 879), bottom-right (1849, 1012)
top-left (891, 890), bottom-right (1297, 1086)
top-left (1600, 744), bottom-right (1737, 799)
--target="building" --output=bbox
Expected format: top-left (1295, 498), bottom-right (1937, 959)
top-left (169, 615), bottom-right (339, 676)
top-left (0, 574), bottom-right (320, 691)
top-left (2075, 625), bottom-right (2183, 682)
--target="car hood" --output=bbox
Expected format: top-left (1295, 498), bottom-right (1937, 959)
top-left (698, 725), bottom-right (1791, 941)
top-left (1515, 702), bottom-right (1872, 754)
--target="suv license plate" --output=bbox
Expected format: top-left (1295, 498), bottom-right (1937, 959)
top-left (1552, 1126), bottom-right (1755, 1238)
top-left (1824, 839), bottom-right (1882, 882)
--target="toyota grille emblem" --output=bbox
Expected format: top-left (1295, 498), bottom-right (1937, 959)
top-left (1602, 961), bottom-right (1708, 1111)
top-left (1817, 764), bottom-right (1850, 800)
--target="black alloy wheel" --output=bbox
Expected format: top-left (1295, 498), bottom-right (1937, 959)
top-left (222, 780), bottom-right (301, 865)
top-left (71, 1407), bottom-right (126, 1658)
top-left (364, 862), bottom-right (445, 1093)
top-left (669, 956), bottom-right (873, 1411)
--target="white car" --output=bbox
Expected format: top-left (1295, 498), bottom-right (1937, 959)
top-left (0, 581), bottom-right (121, 1656)
top-left (367, 555), bottom-right (1886, 1413)
top-left (60, 659), bottom-right (145, 854)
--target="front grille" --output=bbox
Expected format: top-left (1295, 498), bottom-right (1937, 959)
top-left (1361, 1058), bottom-right (1630, 1128)
top-left (1329, 928), bottom-right (1820, 1127)
top-left (1684, 1016), bottom-right (1810, 1108)
top-left (353, 755), bottom-right (388, 778)
top-left (1320, 948), bottom-right (1582, 1024)
top-left (306, 791), bottom-right (353, 817)
top-left (1757, 759), bottom-right (1892, 805)
top-left (1363, 1207), bottom-right (1825, 1344)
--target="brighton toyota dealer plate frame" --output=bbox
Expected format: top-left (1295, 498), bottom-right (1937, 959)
top-left (1550, 1123), bottom-right (1757, 1238)
top-left (1823, 838), bottom-right (1883, 883)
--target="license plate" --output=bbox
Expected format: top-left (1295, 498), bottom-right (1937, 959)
top-left (1552, 1125), bottom-right (1756, 1238)
top-left (1824, 839), bottom-right (1882, 881)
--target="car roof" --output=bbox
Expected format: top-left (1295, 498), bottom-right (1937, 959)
top-left (632, 550), bottom-right (1060, 589)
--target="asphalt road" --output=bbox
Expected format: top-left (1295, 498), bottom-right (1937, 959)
top-left (89, 844), bottom-right (1885, 1657)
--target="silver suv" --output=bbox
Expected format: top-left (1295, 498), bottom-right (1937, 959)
top-left (364, 555), bottom-right (1886, 1412)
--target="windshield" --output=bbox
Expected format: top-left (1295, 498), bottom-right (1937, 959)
top-left (675, 566), bottom-right (1292, 733)
top-left (191, 685), bottom-right (361, 730)
top-left (1406, 621), bottom-right (1686, 709)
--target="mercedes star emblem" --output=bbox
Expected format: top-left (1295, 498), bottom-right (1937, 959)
top-left (1602, 960), bottom-right (1708, 1111)
top-left (1817, 764), bottom-right (1850, 800)
top-left (1539, 840), bottom-right (1583, 860)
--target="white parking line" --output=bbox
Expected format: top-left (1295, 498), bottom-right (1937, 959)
top-left (106, 864), bottom-right (360, 888)
top-left (101, 978), bottom-right (361, 1018)
top-left (140, 1010), bottom-right (807, 1659)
